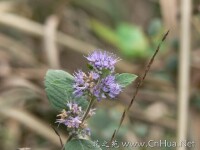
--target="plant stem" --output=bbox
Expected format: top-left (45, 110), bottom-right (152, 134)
top-left (82, 97), bottom-right (95, 123)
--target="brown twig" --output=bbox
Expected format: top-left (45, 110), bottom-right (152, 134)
top-left (0, 108), bottom-right (67, 146)
top-left (51, 125), bottom-right (63, 148)
top-left (109, 30), bottom-right (169, 143)
top-left (127, 30), bottom-right (169, 111)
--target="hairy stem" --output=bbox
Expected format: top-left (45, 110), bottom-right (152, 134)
top-left (82, 97), bottom-right (95, 123)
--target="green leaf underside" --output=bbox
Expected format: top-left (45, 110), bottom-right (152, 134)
top-left (65, 139), bottom-right (102, 150)
top-left (45, 70), bottom-right (88, 111)
top-left (115, 73), bottom-right (138, 87)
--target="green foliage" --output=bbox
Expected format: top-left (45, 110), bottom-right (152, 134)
top-left (116, 23), bottom-right (149, 58)
top-left (91, 20), bottom-right (150, 59)
top-left (45, 70), bottom-right (88, 111)
top-left (115, 73), bottom-right (137, 87)
top-left (91, 19), bottom-right (119, 46)
top-left (65, 139), bottom-right (102, 150)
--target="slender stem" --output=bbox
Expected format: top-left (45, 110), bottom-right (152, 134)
top-left (81, 97), bottom-right (95, 123)
top-left (51, 125), bottom-right (63, 148)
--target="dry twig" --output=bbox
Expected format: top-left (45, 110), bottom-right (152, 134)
top-left (109, 31), bottom-right (169, 143)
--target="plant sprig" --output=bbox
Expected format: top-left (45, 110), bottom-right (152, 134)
top-left (45, 50), bottom-right (138, 150)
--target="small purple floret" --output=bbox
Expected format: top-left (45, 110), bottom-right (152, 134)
top-left (73, 70), bottom-right (99, 97)
top-left (73, 70), bottom-right (88, 97)
top-left (73, 51), bottom-right (122, 101)
top-left (93, 75), bottom-right (122, 100)
top-left (86, 51), bottom-right (120, 73)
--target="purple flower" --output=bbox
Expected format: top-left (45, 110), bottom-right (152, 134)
top-left (73, 51), bottom-right (122, 100)
top-left (90, 71), bottom-right (99, 80)
top-left (86, 51), bottom-right (120, 73)
top-left (73, 70), bottom-right (88, 97)
top-left (73, 70), bottom-right (99, 97)
top-left (93, 75), bottom-right (122, 101)
top-left (63, 116), bottom-right (81, 128)
top-left (56, 102), bottom-right (82, 128)
top-left (56, 102), bottom-right (95, 137)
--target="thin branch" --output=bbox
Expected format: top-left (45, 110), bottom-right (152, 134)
top-left (127, 30), bottom-right (169, 111)
top-left (0, 108), bottom-right (67, 146)
top-left (109, 31), bottom-right (169, 143)
top-left (81, 97), bottom-right (95, 123)
top-left (51, 125), bottom-right (63, 148)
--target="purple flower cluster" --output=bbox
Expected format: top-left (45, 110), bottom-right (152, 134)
top-left (73, 71), bottom-right (99, 97)
top-left (73, 51), bottom-right (122, 101)
top-left (56, 102), bottom-right (94, 137)
top-left (56, 103), bottom-right (82, 128)
top-left (94, 75), bottom-right (121, 100)
top-left (86, 51), bottom-right (120, 73)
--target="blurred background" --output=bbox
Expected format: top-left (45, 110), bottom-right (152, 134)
top-left (0, 0), bottom-right (199, 150)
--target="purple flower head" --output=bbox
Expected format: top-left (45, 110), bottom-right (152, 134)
top-left (73, 70), bottom-right (88, 97)
top-left (86, 51), bottom-right (120, 73)
top-left (93, 75), bottom-right (122, 101)
top-left (63, 116), bottom-right (81, 128)
top-left (56, 102), bottom-right (82, 128)
top-left (73, 70), bottom-right (99, 97)
top-left (90, 71), bottom-right (100, 80)
top-left (56, 102), bottom-right (95, 137)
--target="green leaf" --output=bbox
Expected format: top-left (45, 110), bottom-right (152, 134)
top-left (65, 139), bottom-right (102, 150)
top-left (115, 73), bottom-right (137, 87)
top-left (91, 19), bottom-right (119, 46)
top-left (87, 63), bottom-right (94, 70)
top-left (45, 70), bottom-right (88, 111)
top-left (116, 23), bottom-right (150, 58)
top-left (91, 20), bottom-right (150, 59)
